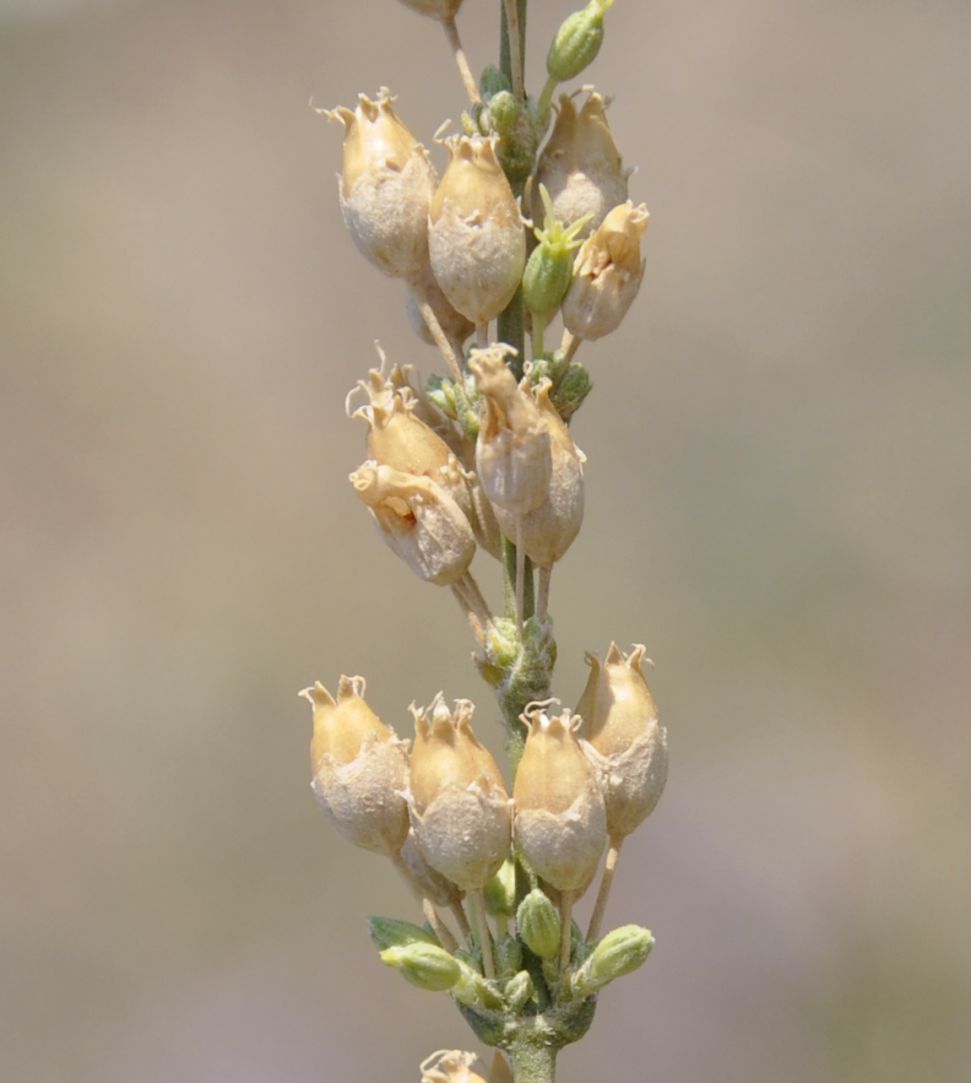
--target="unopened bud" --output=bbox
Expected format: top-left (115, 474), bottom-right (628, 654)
top-left (562, 200), bottom-right (649, 341)
top-left (368, 915), bottom-right (440, 951)
top-left (429, 136), bottom-right (526, 326)
top-left (577, 643), bottom-right (668, 837)
top-left (483, 858), bottom-right (517, 917)
top-left (408, 694), bottom-right (511, 890)
top-left (550, 359), bottom-right (592, 421)
top-left (571, 924), bottom-right (654, 997)
top-left (324, 88), bottom-right (434, 281)
top-left (504, 969), bottom-right (534, 1011)
top-left (533, 91), bottom-right (629, 235)
top-left (546, 0), bottom-right (615, 84)
top-left (380, 941), bottom-right (461, 991)
top-left (513, 706), bottom-right (607, 894)
top-left (522, 185), bottom-right (591, 319)
top-left (301, 678), bottom-right (409, 855)
top-left (495, 935), bottom-right (523, 978)
top-left (516, 887), bottom-right (562, 960)
top-left (350, 462), bottom-right (476, 585)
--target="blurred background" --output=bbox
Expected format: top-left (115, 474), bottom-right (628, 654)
top-left (2, 0), bottom-right (970, 1080)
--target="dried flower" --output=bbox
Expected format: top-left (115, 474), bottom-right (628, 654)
top-left (577, 643), bottom-right (668, 838)
top-left (408, 694), bottom-right (511, 890)
top-left (562, 200), bottom-right (649, 340)
top-left (513, 705), bottom-right (606, 894)
top-left (420, 1049), bottom-right (511, 1083)
top-left (301, 677), bottom-right (409, 855)
top-left (349, 461), bottom-right (476, 586)
top-left (428, 136), bottom-right (526, 326)
top-left (532, 91), bottom-right (630, 236)
top-left (325, 88), bottom-right (435, 281)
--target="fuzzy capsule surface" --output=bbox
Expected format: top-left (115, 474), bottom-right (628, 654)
top-left (350, 461), bottom-right (476, 586)
top-left (302, 677), bottom-right (410, 855)
top-left (577, 643), bottom-right (668, 838)
top-left (428, 136), bottom-right (526, 326)
top-left (532, 91), bottom-right (630, 237)
top-left (406, 258), bottom-right (476, 351)
top-left (562, 200), bottom-right (649, 341)
top-left (472, 349), bottom-right (585, 567)
top-left (398, 828), bottom-right (465, 908)
top-left (408, 694), bottom-right (511, 890)
top-left (327, 88), bottom-right (435, 281)
top-left (513, 707), bottom-right (607, 894)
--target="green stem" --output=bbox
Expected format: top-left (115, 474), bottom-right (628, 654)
top-left (500, 0), bottom-right (527, 98)
top-left (536, 74), bottom-right (558, 126)
top-left (510, 1036), bottom-right (558, 1083)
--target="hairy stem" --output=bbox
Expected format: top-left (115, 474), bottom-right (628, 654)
top-left (443, 16), bottom-right (480, 104)
top-left (509, 1037), bottom-right (557, 1083)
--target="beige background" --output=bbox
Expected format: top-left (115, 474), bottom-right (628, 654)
top-left (2, 1), bottom-right (970, 1080)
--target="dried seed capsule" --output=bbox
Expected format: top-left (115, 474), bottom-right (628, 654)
top-left (562, 200), bottom-right (649, 341)
top-left (471, 348), bottom-right (585, 567)
top-left (547, 0), bottom-right (615, 84)
top-left (420, 1050), bottom-right (497, 1083)
top-left (570, 924), bottom-right (654, 997)
top-left (406, 260), bottom-right (476, 351)
top-left (398, 828), bottom-right (465, 909)
top-left (532, 91), bottom-right (630, 236)
top-left (301, 677), bottom-right (409, 855)
top-left (577, 643), bottom-right (668, 838)
top-left (349, 462), bottom-right (476, 586)
top-left (325, 88), bottom-right (435, 281)
top-left (428, 136), bottom-right (526, 326)
top-left (408, 694), bottom-right (511, 890)
top-left (513, 706), bottom-right (607, 894)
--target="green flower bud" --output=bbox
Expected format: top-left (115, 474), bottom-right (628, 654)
top-left (516, 888), bottom-right (562, 960)
top-left (368, 915), bottom-right (440, 951)
top-left (504, 969), bottom-right (535, 1011)
top-left (547, 0), bottom-right (615, 84)
top-left (486, 90), bottom-right (520, 137)
top-left (570, 924), bottom-right (654, 997)
top-left (495, 935), bottom-right (523, 978)
top-left (380, 942), bottom-right (461, 991)
top-left (523, 186), bottom-right (592, 320)
top-left (453, 958), bottom-right (504, 1009)
top-left (551, 360), bottom-right (592, 421)
top-left (480, 64), bottom-right (512, 98)
top-left (484, 858), bottom-right (518, 917)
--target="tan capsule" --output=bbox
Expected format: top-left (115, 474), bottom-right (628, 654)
top-left (301, 677), bottom-right (410, 855)
top-left (428, 136), bottom-right (526, 326)
top-left (325, 88), bottom-right (435, 281)
top-left (513, 706), bottom-right (606, 894)
top-left (405, 259), bottom-right (475, 352)
top-left (471, 347), bottom-right (585, 567)
top-left (577, 643), bottom-right (668, 838)
top-left (532, 91), bottom-right (630, 236)
top-left (408, 694), bottom-right (511, 890)
top-left (420, 1049), bottom-right (494, 1083)
top-left (349, 461), bottom-right (476, 586)
top-left (398, 828), bottom-right (465, 909)
top-left (562, 200), bottom-right (649, 341)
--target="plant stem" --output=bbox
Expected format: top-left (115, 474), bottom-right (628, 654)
top-left (500, 0), bottom-right (527, 100)
top-left (509, 1036), bottom-right (558, 1083)
top-left (587, 834), bottom-right (623, 939)
top-left (443, 15), bottom-right (480, 104)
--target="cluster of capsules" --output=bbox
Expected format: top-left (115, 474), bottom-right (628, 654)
top-left (301, 644), bottom-right (666, 1068)
top-left (307, 0), bottom-right (664, 1076)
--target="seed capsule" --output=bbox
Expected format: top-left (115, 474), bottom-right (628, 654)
top-left (408, 694), bottom-right (511, 890)
top-left (349, 462), bottom-right (476, 586)
top-left (325, 88), bottom-right (435, 281)
top-left (471, 348), bottom-right (585, 567)
top-left (562, 200), bottom-right (649, 341)
top-left (532, 91), bottom-right (630, 236)
top-left (406, 259), bottom-right (476, 352)
top-left (428, 136), bottom-right (526, 326)
top-left (301, 677), bottom-right (409, 855)
top-left (398, 828), bottom-right (465, 909)
top-left (513, 706), bottom-right (606, 895)
top-left (577, 643), bottom-right (668, 838)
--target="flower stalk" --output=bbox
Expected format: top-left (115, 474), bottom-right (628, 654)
top-left (304, 2), bottom-right (667, 1079)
